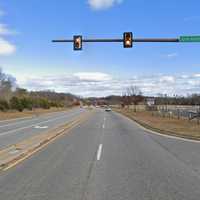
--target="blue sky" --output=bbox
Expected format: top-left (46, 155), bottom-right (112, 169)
top-left (0, 0), bottom-right (200, 97)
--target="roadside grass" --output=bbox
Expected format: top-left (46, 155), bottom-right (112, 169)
top-left (0, 107), bottom-right (73, 121)
top-left (114, 108), bottom-right (200, 140)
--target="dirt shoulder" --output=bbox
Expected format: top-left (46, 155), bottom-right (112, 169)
top-left (0, 107), bottom-right (75, 121)
top-left (114, 108), bottom-right (200, 140)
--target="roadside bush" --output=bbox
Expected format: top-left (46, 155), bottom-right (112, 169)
top-left (10, 96), bottom-right (24, 112)
top-left (0, 99), bottom-right (9, 111)
top-left (20, 97), bottom-right (33, 110)
top-left (39, 98), bottom-right (50, 109)
top-left (50, 101), bottom-right (64, 108)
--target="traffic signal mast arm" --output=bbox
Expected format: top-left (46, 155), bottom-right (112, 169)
top-left (52, 38), bottom-right (179, 43)
top-left (52, 33), bottom-right (200, 50)
top-left (134, 38), bottom-right (179, 42)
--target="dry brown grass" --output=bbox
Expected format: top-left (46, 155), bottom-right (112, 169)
top-left (115, 108), bottom-right (200, 140)
top-left (0, 107), bottom-right (73, 121)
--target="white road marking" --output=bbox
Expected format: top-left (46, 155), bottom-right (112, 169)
top-left (0, 110), bottom-right (78, 128)
top-left (0, 113), bottom-right (79, 137)
top-left (126, 115), bottom-right (200, 143)
top-left (102, 116), bottom-right (106, 129)
top-left (114, 111), bottom-right (200, 143)
top-left (34, 125), bottom-right (48, 129)
top-left (9, 150), bottom-right (20, 154)
top-left (0, 116), bottom-right (33, 124)
top-left (97, 144), bottom-right (103, 161)
top-left (0, 117), bottom-right (34, 128)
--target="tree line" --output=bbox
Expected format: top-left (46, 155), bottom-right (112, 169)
top-left (155, 94), bottom-right (200, 105)
top-left (0, 69), bottom-right (79, 112)
top-left (93, 87), bottom-right (200, 107)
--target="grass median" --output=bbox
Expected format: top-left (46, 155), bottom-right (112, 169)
top-left (114, 108), bottom-right (200, 140)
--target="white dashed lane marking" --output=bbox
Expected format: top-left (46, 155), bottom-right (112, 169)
top-left (97, 144), bottom-right (103, 161)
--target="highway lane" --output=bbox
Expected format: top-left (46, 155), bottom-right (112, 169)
top-left (0, 108), bottom-right (82, 131)
top-left (0, 109), bottom-right (200, 200)
top-left (0, 108), bottom-right (86, 150)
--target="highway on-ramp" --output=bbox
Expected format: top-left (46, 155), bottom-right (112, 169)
top-left (0, 109), bottom-right (200, 200)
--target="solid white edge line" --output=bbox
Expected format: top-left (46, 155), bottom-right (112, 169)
top-left (97, 144), bottom-right (103, 161)
top-left (0, 118), bottom-right (37, 128)
top-left (115, 111), bottom-right (200, 143)
top-left (0, 116), bottom-right (34, 123)
top-left (0, 111), bottom-right (83, 137)
top-left (0, 108), bottom-right (79, 128)
top-left (137, 122), bottom-right (200, 143)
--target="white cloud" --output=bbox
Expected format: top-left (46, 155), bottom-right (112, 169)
top-left (0, 37), bottom-right (16, 55)
top-left (180, 75), bottom-right (189, 79)
top-left (166, 53), bottom-right (178, 58)
top-left (88, 0), bottom-right (123, 10)
top-left (74, 72), bottom-right (112, 81)
top-left (159, 76), bottom-right (175, 83)
top-left (0, 24), bottom-right (16, 35)
top-left (194, 74), bottom-right (200, 77)
top-left (0, 15), bottom-right (17, 55)
top-left (15, 72), bottom-right (200, 97)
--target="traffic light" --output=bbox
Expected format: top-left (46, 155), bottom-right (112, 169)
top-left (73, 35), bottom-right (82, 50)
top-left (123, 32), bottom-right (133, 48)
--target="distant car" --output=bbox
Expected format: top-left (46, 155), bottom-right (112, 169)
top-left (105, 107), bottom-right (112, 112)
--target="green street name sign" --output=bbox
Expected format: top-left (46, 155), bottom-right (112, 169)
top-left (180, 36), bottom-right (200, 42)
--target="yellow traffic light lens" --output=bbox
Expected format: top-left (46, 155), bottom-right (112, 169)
top-left (73, 35), bottom-right (82, 50)
top-left (123, 32), bottom-right (133, 48)
top-left (76, 37), bottom-right (81, 43)
top-left (126, 40), bottom-right (131, 45)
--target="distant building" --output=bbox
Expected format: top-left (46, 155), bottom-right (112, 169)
top-left (146, 97), bottom-right (155, 106)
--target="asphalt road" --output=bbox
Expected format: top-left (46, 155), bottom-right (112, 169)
top-left (0, 108), bottom-right (85, 150)
top-left (1, 109), bottom-right (200, 200)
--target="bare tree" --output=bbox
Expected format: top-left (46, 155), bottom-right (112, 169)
top-left (0, 68), bottom-right (16, 101)
top-left (122, 86), bottom-right (144, 111)
top-left (121, 92), bottom-right (131, 108)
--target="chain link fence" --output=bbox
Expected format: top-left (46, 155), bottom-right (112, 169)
top-left (153, 105), bottom-right (200, 124)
